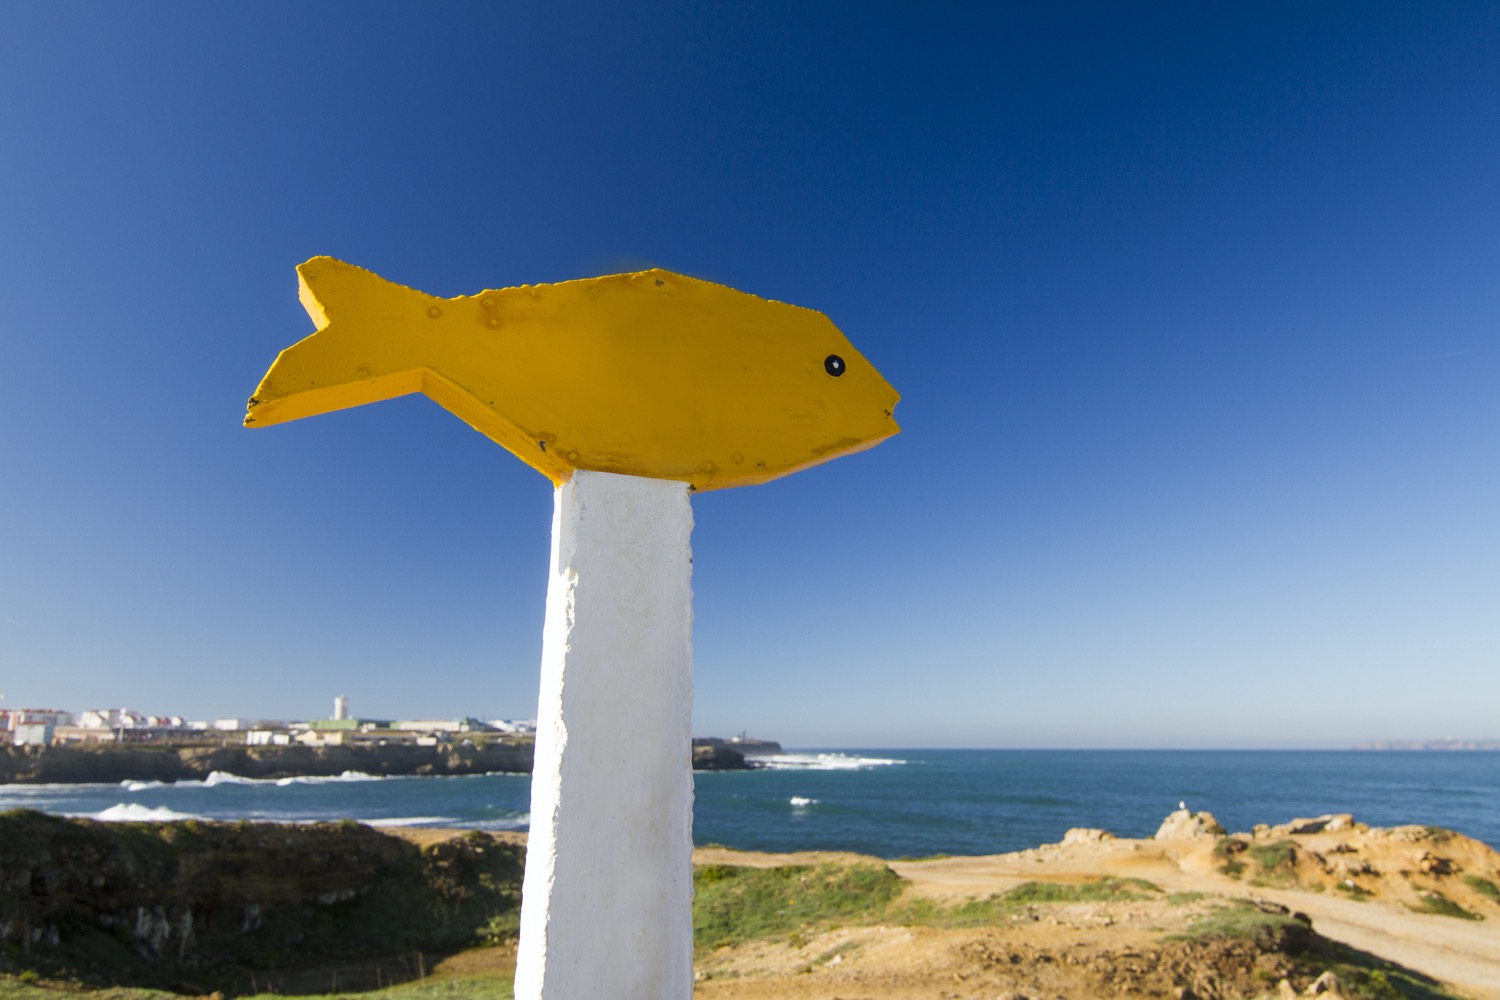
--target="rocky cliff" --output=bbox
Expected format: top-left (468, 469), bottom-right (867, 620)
top-left (0, 811), bottom-right (524, 993)
top-left (0, 740), bottom-right (751, 785)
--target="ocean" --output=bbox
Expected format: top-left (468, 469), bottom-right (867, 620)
top-left (2, 750), bottom-right (1496, 858)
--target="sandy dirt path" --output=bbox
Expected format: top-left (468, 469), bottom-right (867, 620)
top-left (697, 819), bottom-right (1500, 999)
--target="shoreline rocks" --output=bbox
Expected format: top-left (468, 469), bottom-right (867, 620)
top-left (1, 739), bottom-right (756, 786)
top-left (1153, 808), bottom-right (1227, 840)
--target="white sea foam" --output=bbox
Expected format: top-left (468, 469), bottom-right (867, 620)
top-left (467, 814), bottom-right (531, 832)
top-left (364, 816), bottom-right (458, 828)
top-left (760, 753), bottom-right (905, 771)
top-left (1, 780), bottom-right (134, 793)
top-left (203, 771), bottom-right (260, 787)
top-left (789, 796), bottom-right (817, 808)
top-left (275, 771), bottom-right (384, 786)
top-left (120, 780), bottom-right (168, 792)
top-left (91, 803), bottom-right (207, 823)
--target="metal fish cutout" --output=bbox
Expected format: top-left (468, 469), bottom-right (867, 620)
top-left (246, 257), bottom-right (900, 491)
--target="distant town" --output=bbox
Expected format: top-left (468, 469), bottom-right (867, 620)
top-left (5, 701), bottom-right (1491, 753)
top-left (0, 696), bottom-right (536, 749)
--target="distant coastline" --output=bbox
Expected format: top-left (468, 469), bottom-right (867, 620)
top-left (1352, 739), bottom-right (1500, 751)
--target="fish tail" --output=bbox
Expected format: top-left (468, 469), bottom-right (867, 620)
top-left (296, 256), bottom-right (431, 330)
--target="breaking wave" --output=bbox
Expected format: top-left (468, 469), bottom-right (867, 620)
top-left (91, 803), bottom-right (207, 822)
top-left (363, 815), bottom-right (459, 828)
top-left (275, 772), bottom-right (385, 786)
top-left (467, 814), bottom-right (531, 832)
top-left (759, 753), bottom-right (905, 771)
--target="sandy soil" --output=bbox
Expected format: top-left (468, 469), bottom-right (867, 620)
top-left (692, 815), bottom-right (1500, 999)
top-left (410, 814), bottom-right (1500, 999)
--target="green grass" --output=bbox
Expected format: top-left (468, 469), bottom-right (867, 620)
top-left (889, 877), bottom-right (1162, 930)
top-left (1213, 836), bottom-right (1247, 877)
top-left (1303, 963), bottom-right (1467, 1000)
top-left (1243, 840), bottom-right (1301, 887)
top-left (1463, 875), bottom-right (1500, 901)
top-left (1213, 836), bottom-right (1306, 884)
top-left (239, 974), bottom-right (516, 1000)
top-left (1001, 877), bottom-right (1159, 903)
top-left (1247, 840), bottom-right (1297, 872)
top-left (1171, 901), bottom-right (1308, 943)
top-left (1409, 892), bottom-right (1482, 921)
top-left (694, 864), bottom-right (1160, 949)
top-left (693, 863), bottom-right (904, 950)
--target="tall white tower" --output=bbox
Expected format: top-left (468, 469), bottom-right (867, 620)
top-left (333, 695), bottom-right (349, 721)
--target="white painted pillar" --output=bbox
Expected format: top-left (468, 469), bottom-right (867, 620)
top-left (515, 470), bottom-right (696, 1000)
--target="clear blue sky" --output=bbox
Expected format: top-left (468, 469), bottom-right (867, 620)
top-left (2, 2), bottom-right (1495, 748)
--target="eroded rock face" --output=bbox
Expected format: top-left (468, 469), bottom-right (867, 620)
top-left (1062, 827), bottom-right (1116, 846)
top-left (1154, 809), bottom-right (1227, 840)
top-left (2, 739), bottom-right (747, 785)
top-left (1264, 814), bottom-right (1357, 837)
top-left (0, 812), bottom-right (523, 990)
top-left (692, 744), bottom-right (753, 770)
top-left (1, 812), bottom-right (410, 958)
top-left (0, 742), bottom-right (535, 785)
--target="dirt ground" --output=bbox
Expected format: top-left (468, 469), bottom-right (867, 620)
top-left (418, 815), bottom-right (1500, 1000)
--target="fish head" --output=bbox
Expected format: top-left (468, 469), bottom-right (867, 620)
top-left (614, 271), bottom-right (901, 490)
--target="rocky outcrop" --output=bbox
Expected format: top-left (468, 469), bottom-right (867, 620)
top-left (692, 744), bottom-right (754, 770)
top-left (1, 738), bottom-right (754, 785)
top-left (1062, 827), bottom-right (1116, 845)
top-left (0, 811), bottom-right (523, 991)
top-left (0, 742), bottom-right (534, 785)
top-left (1154, 809), bottom-right (1227, 840)
top-left (694, 736), bottom-right (783, 757)
top-left (1260, 814), bottom-right (1359, 837)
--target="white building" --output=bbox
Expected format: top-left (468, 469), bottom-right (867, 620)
top-left (79, 708), bottom-right (143, 730)
top-left (6, 708), bottom-right (75, 731)
top-left (395, 718), bottom-right (481, 734)
top-left (14, 722), bottom-right (55, 746)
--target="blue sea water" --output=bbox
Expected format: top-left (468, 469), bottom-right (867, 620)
top-left (2, 750), bottom-right (1496, 858)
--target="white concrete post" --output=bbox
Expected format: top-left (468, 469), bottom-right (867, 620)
top-left (515, 470), bottom-right (696, 1000)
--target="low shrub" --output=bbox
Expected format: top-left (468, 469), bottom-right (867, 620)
top-left (693, 862), bottom-right (904, 951)
top-left (1410, 892), bottom-right (1481, 921)
top-left (1463, 875), bottom-right (1500, 901)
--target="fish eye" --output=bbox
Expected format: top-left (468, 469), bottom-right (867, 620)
top-left (824, 354), bottom-right (846, 377)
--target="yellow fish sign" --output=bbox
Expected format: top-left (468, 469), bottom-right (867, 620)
top-left (246, 257), bottom-right (900, 491)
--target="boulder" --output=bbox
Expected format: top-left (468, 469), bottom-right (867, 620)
top-left (1061, 827), bottom-right (1116, 845)
top-left (1153, 809), bottom-right (1226, 840)
top-left (1273, 814), bottom-right (1356, 836)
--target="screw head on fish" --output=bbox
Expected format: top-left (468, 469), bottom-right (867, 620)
top-left (245, 257), bottom-right (900, 491)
